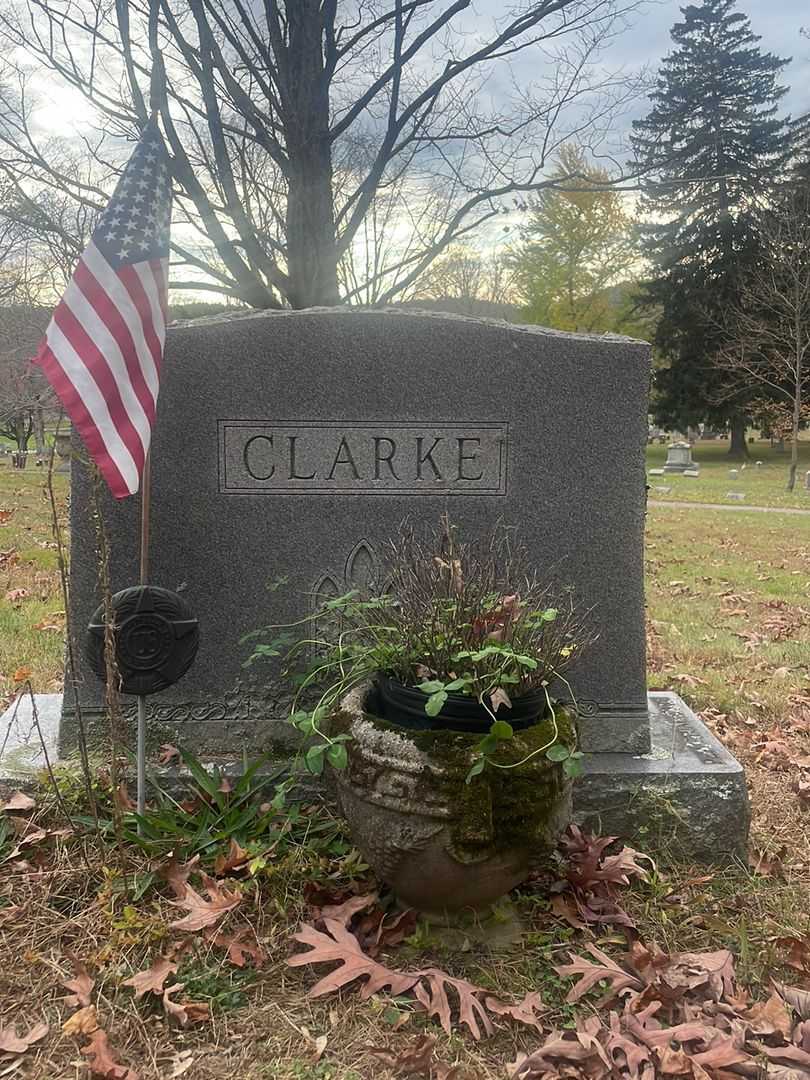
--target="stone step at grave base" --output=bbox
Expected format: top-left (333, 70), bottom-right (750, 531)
top-left (1, 691), bottom-right (748, 864)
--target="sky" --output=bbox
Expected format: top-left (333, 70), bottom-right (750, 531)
top-left (491, 0), bottom-right (810, 124)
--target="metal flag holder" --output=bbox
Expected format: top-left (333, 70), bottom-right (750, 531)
top-left (85, 456), bottom-right (199, 815)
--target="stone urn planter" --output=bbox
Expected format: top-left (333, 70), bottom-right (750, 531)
top-left (332, 686), bottom-right (574, 916)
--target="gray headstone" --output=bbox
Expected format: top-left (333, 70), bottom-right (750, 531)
top-left (727, 492), bottom-right (746, 501)
top-left (648, 467), bottom-right (665, 476)
top-left (663, 441), bottom-right (694, 473)
top-left (805, 470), bottom-right (810, 491)
top-left (682, 468), bottom-right (700, 477)
top-left (63, 309), bottom-right (652, 756)
top-left (728, 468), bottom-right (739, 478)
top-left (653, 486), bottom-right (672, 495)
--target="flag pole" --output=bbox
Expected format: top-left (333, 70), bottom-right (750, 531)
top-left (137, 451), bottom-right (151, 817)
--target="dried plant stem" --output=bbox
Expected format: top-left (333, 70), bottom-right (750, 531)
top-left (90, 465), bottom-right (128, 878)
top-left (45, 415), bottom-right (99, 827)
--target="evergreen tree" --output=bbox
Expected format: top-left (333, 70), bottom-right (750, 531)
top-left (631, 0), bottom-right (791, 456)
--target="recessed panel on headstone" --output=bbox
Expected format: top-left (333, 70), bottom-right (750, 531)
top-left (63, 309), bottom-right (652, 756)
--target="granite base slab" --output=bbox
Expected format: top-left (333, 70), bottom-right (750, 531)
top-left (5, 691), bottom-right (750, 864)
top-left (574, 691), bottom-right (749, 862)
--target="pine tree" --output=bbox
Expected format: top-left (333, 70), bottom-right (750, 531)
top-left (631, 0), bottom-right (791, 456)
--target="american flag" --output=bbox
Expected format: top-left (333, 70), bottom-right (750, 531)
top-left (36, 118), bottom-right (171, 499)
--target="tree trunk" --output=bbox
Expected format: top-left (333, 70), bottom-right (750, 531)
top-left (34, 406), bottom-right (45, 460)
top-left (284, 3), bottom-right (340, 309)
top-left (727, 415), bottom-right (750, 460)
top-left (787, 356), bottom-right (802, 491)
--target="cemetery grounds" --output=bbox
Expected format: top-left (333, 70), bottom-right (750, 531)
top-left (1, 440), bottom-right (810, 1079)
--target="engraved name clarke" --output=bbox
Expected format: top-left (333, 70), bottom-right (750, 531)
top-left (219, 421), bottom-right (508, 495)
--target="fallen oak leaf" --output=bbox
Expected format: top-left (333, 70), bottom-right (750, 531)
top-left (415, 969), bottom-right (497, 1041)
top-left (11, 666), bottom-right (31, 682)
top-left (0, 791), bottom-right (35, 812)
top-left (319, 891), bottom-right (378, 926)
top-left (365, 1033), bottom-right (437, 1074)
top-left (168, 873), bottom-right (240, 931)
top-left (555, 943), bottom-right (642, 1003)
top-left (0, 1021), bottom-right (48, 1054)
top-left (160, 854), bottom-right (200, 899)
top-left (213, 838), bottom-right (250, 876)
top-left (162, 984), bottom-right (211, 1028)
top-left (81, 1027), bottom-right (139, 1079)
top-left (774, 982), bottom-right (810, 1020)
top-left (744, 990), bottom-right (793, 1038)
top-left (62, 1005), bottom-right (99, 1036)
top-left (484, 991), bottom-right (545, 1034)
top-left (157, 743), bottom-right (180, 765)
top-left (205, 926), bottom-right (266, 968)
top-left (122, 955), bottom-right (178, 998)
top-left (288, 918), bottom-right (420, 1000)
top-left (62, 955), bottom-right (95, 1008)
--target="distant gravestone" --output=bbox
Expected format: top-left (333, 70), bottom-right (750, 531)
top-left (664, 442), bottom-right (696, 473)
top-left (727, 492), bottom-right (746, 501)
top-left (683, 469), bottom-right (700, 478)
top-left (805, 470), bottom-right (810, 491)
top-left (58, 308), bottom-right (748, 859)
top-left (653, 485), bottom-right (672, 494)
top-left (648, 467), bottom-right (665, 476)
top-left (729, 468), bottom-right (739, 479)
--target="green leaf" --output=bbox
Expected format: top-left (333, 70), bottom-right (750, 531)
top-left (326, 743), bottom-right (348, 770)
top-left (444, 676), bottom-right (473, 692)
top-left (424, 690), bottom-right (448, 717)
top-left (477, 732), bottom-right (500, 756)
top-left (545, 743), bottom-right (571, 762)
top-left (490, 720), bottom-right (514, 740)
top-left (305, 745), bottom-right (327, 775)
top-left (465, 758), bottom-right (487, 784)
top-left (515, 654), bottom-right (538, 669)
top-left (563, 757), bottom-right (584, 779)
top-left (418, 680), bottom-right (446, 694)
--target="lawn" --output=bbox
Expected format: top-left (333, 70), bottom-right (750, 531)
top-left (2, 462), bottom-right (810, 1079)
top-left (647, 436), bottom-right (810, 509)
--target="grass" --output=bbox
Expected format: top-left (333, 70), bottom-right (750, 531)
top-left (2, 457), bottom-right (810, 1078)
top-left (647, 436), bottom-right (810, 508)
top-left (0, 461), bottom-right (67, 706)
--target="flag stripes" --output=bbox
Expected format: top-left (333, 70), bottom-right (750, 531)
top-left (35, 118), bottom-right (171, 499)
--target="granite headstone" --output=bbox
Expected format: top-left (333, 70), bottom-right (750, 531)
top-left (63, 309), bottom-right (650, 755)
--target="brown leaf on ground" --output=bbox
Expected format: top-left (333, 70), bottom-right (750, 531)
top-left (162, 984), bottom-right (212, 1027)
top-left (213, 838), bottom-right (250, 876)
top-left (81, 1027), bottom-right (139, 1079)
top-left (484, 991), bottom-right (545, 1034)
top-left (205, 926), bottom-right (267, 968)
top-left (11, 665), bottom-right (32, 682)
top-left (62, 1005), bottom-right (99, 1036)
top-left (776, 937), bottom-right (810, 974)
top-left (416, 969), bottom-right (511, 1041)
top-left (318, 891), bottom-right (378, 926)
top-left (113, 782), bottom-right (136, 812)
top-left (169, 873), bottom-right (240, 931)
top-left (62, 955), bottom-right (95, 1007)
top-left (0, 904), bottom-right (24, 926)
top-left (288, 917), bottom-right (421, 1000)
top-left (555, 944), bottom-right (642, 1003)
top-left (0, 790), bottom-right (35, 812)
top-left (122, 955), bottom-right (179, 998)
top-left (774, 982), bottom-right (810, 1020)
top-left (509, 1027), bottom-right (611, 1079)
top-left (158, 743), bottom-right (180, 765)
top-left (0, 1020), bottom-right (49, 1054)
top-left (744, 991), bottom-right (793, 1038)
top-left (366, 1034), bottom-right (438, 1075)
top-left (355, 906), bottom-right (418, 957)
top-left (160, 854), bottom-right (200, 899)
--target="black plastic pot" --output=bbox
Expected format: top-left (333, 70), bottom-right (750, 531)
top-left (374, 673), bottom-right (549, 733)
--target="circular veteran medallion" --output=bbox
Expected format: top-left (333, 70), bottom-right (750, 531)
top-left (85, 585), bottom-right (200, 696)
